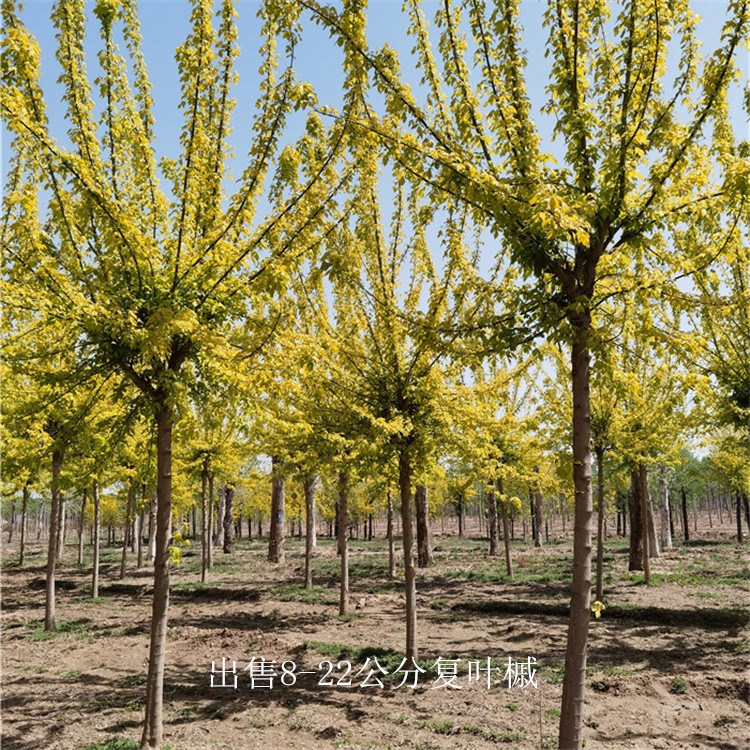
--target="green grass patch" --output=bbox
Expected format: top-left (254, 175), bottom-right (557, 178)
top-left (276, 583), bottom-right (338, 606)
top-left (79, 740), bottom-right (139, 750)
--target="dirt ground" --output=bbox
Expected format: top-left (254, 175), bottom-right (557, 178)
top-left (2, 525), bottom-right (749, 750)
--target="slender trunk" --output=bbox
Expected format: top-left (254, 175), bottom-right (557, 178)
top-left (399, 451), bottom-right (417, 660)
top-left (201, 463), bottom-right (208, 583)
top-left (639, 464), bottom-right (651, 585)
top-left (628, 472), bottom-right (643, 571)
top-left (207, 474), bottom-right (214, 569)
top-left (214, 486), bottom-right (226, 547)
top-left (658, 466), bottom-right (672, 551)
top-left (736, 492), bottom-right (744, 544)
top-left (488, 482), bottom-right (499, 556)
top-left (148, 493), bottom-right (157, 564)
top-left (707, 486), bottom-right (713, 529)
top-left (45, 446), bottom-right (64, 631)
top-left (742, 494), bottom-right (750, 536)
top-left (338, 471), bottom-right (349, 616)
top-left (136, 502), bottom-right (145, 569)
top-left (387, 489), bottom-right (395, 579)
top-left (223, 485), bottom-right (235, 554)
top-left (457, 495), bottom-right (464, 538)
top-left (681, 487), bottom-right (689, 543)
top-left (120, 480), bottom-right (135, 579)
top-left (8, 498), bottom-right (16, 543)
top-left (141, 403), bottom-right (174, 750)
top-left (497, 479), bottom-right (513, 579)
top-left (268, 456), bottom-right (285, 563)
top-left (595, 447), bottom-right (605, 602)
top-left (77, 488), bottom-right (87, 565)
top-left (558, 318), bottom-right (594, 750)
top-left (19, 481), bottom-right (29, 566)
top-left (56, 499), bottom-right (66, 561)
top-left (304, 474), bottom-right (316, 588)
top-left (92, 480), bottom-right (101, 598)
top-left (415, 484), bottom-right (432, 567)
top-left (533, 466), bottom-right (544, 549)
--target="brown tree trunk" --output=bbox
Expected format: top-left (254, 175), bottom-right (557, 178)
top-left (223, 485), bottom-right (235, 554)
top-left (658, 465), bottom-right (672, 551)
top-left (488, 481), bottom-right (499, 556)
top-left (558, 317), bottom-right (594, 750)
top-left (595, 446), bottom-right (605, 602)
top-left (736, 492), bottom-right (744, 543)
top-left (681, 487), bottom-right (689, 543)
top-left (141, 403), bottom-right (174, 750)
top-left (628, 471), bottom-right (643, 571)
top-left (8, 498), bottom-right (16, 544)
top-left (92, 480), bottom-right (101, 598)
top-left (77, 488), bottom-right (87, 565)
top-left (387, 489), bottom-right (395, 579)
top-left (268, 456), bottom-right (285, 563)
top-left (742, 494), bottom-right (750, 536)
top-left (457, 494), bottom-right (464, 538)
top-left (497, 478), bottom-right (513, 579)
top-left (338, 471), bottom-right (349, 615)
top-left (121, 480), bottom-right (135, 579)
top-left (304, 474), bottom-right (316, 588)
top-left (533, 465), bottom-right (544, 548)
top-left (45, 446), bottom-right (64, 632)
top-left (148, 493), bottom-right (157, 564)
top-left (639, 464), bottom-right (651, 584)
top-left (207, 474), bottom-right (214, 569)
top-left (19, 480), bottom-right (29, 566)
top-left (399, 451), bottom-right (417, 660)
top-left (201, 462), bottom-right (209, 583)
top-left (56, 498), bottom-right (66, 561)
top-left (415, 483), bottom-right (433, 567)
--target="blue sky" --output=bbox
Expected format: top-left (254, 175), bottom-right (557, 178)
top-left (3, 0), bottom-right (746, 185)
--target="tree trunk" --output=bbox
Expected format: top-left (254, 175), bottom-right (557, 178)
top-left (639, 464), bottom-right (651, 585)
top-left (457, 495), bottom-right (464, 538)
top-left (681, 487), bottom-right (689, 543)
top-left (77, 488), bottom-right (87, 565)
top-left (338, 471), bottom-right (349, 616)
top-left (533, 466), bottom-right (544, 549)
top-left (497, 478), bottom-right (513, 579)
top-left (628, 471), bottom-right (643, 571)
top-left (488, 481), bottom-right (499, 557)
top-left (387, 489), bottom-right (395, 579)
top-left (141, 403), bottom-right (174, 750)
top-left (92, 480), bottom-right (101, 598)
top-left (120, 480), bottom-right (135, 579)
top-left (148, 493), bottom-right (157, 564)
top-left (56, 498), bottom-right (66, 560)
top-left (214, 484), bottom-right (226, 547)
top-left (415, 483), bottom-right (433, 567)
top-left (19, 481), bottom-right (29, 566)
top-left (207, 473), bottom-right (214, 569)
top-left (136, 501), bottom-right (145, 569)
top-left (45, 446), bottom-right (64, 632)
top-left (399, 451), bottom-right (417, 660)
top-left (8, 498), bottom-right (16, 543)
top-left (558, 318), bottom-right (594, 750)
top-left (743, 494), bottom-right (750, 536)
top-left (736, 492), bottom-right (744, 543)
top-left (658, 465), bottom-right (672, 551)
top-left (223, 485), bottom-right (235, 554)
top-left (595, 446), bottom-right (605, 602)
top-left (304, 474), bottom-right (316, 588)
top-left (268, 456), bottom-right (285, 563)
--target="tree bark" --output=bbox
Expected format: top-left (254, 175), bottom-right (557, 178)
top-left (19, 480), bottom-right (29, 566)
top-left (658, 465), bottom-right (672, 551)
top-left (488, 481), bottom-right (499, 557)
top-left (92, 480), bottom-right (101, 598)
top-left (268, 456), bottom-right (285, 563)
top-left (304, 474), bottom-right (316, 588)
top-left (141, 403), bottom-right (174, 750)
top-left (338, 471), bottom-right (349, 615)
top-left (736, 492), bottom-right (744, 544)
top-left (56, 499), bottom-right (66, 560)
top-left (742, 494), bottom-right (750, 536)
top-left (8, 498), bottom-right (16, 544)
top-left (201, 462), bottom-right (208, 584)
top-left (558, 318), bottom-right (594, 750)
top-left (595, 446), bottom-right (605, 602)
top-left (639, 464), bottom-right (651, 584)
top-left (628, 471), bottom-right (643, 571)
top-left (533, 465), bottom-right (544, 549)
top-left (681, 487), bottom-right (690, 543)
top-left (45, 446), bottom-right (64, 631)
top-left (214, 483), bottom-right (226, 547)
top-left (148, 493), bottom-right (157, 564)
top-left (121, 480), bottom-right (135, 579)
top-left (457, 494), bottom-right (464, 538)
top-left (387, 489), bottom-right (395, 579)
top-left (77, 488), bottom-right (87, 565)
top-left (223, 485), bottom-right (235, 554)
top-left (497, 478), bottom-right (513, 579)
top-left (399, 451), bottom-right (417, 660)
top-left (415, 483), bottom-right (433, 567)
top-left (207, 473), bottom-right (214, 569)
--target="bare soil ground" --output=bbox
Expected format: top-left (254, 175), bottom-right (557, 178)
top-left (2, 527), bottom-right (749, 750)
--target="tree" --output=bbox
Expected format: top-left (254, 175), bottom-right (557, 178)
top-left (297, 1), bottom-right (749, 744)
top-left (1, 0), bottom-right (344, 744)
